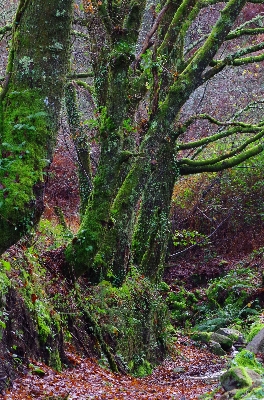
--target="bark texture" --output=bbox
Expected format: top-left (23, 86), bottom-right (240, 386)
top-left (0, 0), bottom-right (74, 254)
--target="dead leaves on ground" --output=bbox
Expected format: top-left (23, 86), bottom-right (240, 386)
top-left (1, 335), bottom-right (226, 400)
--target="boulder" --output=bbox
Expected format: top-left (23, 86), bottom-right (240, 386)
top-left (220, 366), bottom-right (262, 393)
top-left (246, 328), bottom-right (264, 355)
top-left (220, 367), bottom-right (252, 391)
top-left (211, 332), bottom-right (233, 351)
top-left (209, 340), bottom-right (226, 356)
top-left (216, 328), bottom-right (244, 345)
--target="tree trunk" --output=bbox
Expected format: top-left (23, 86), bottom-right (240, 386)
top-left (132, 141), bottom-right (177, 281)
top-left (0, 0), bottom-right (74, 254)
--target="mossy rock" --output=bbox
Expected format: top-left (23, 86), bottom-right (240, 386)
top-left (190, 331), bottom-right (212, 343)
top-left (209, 340), bottom-right (226, 356)
top-left (216, 328), bottom-right (244, 344)
top-left (232, 350), bottom-right (264, 375)
top-left (211, 332), bottom-right (233, 351)
top-left (220, 367), bottom-right (253, 391)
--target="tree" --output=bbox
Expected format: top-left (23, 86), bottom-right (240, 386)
top-left (0, 0), bottom-right (74, 252)
top-left (1, 0), bottom-right (264, 286)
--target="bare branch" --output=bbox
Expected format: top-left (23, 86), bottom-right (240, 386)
top-left (133, 2), bottom-right (170, 68)
top-left (169, 212), bottom-right (232, 258)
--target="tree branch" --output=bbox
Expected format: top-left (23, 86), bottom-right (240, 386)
top-left (158, 0), bottom-right (201, 56)
top-left (203, 46), bottom-right (264, 81)
top-left (227, 27), bottom-right (264, 39)
top-left (133, 2), bottom-right (170, 68)
top-left (179, 142), bottom-right (264, 175)
top-left (163, 0), bottom-right (248, 120)
top-left (210, 41), bottom-right (264, 67)
top-left (180, 113), bottom-right (254, 135)
top-left (178, 125), bottom-right (261, 151)
top-left (179, 129), bottom-right (264, 167)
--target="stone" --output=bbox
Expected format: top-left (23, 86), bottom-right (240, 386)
top-left (220, 367), bottom-right (252, 392)
top-left (190, 331), bottom-right (211, 343)
top-left (246, 328), bottom-right (264, 355)
top-left (211, 332), bottom-right (233, 351)
top-left (246, 369), bottom-right (262, 388)
top-left (209, 340), bottom-right (226, 356)
top-left (216, 328), bottom-right (244, 344)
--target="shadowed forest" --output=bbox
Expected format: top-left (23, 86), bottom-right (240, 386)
top-left (0, 1), bottom-right (264, 399)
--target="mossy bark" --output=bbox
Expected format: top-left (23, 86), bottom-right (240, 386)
top-left (65, 1), bottom-right (147, 281)
top-left (0, 0), bottom-right (74, 254)
top-left (66, 0), bottom-right (252, 285)
top-left (65, 82), bottom-right (92, 215)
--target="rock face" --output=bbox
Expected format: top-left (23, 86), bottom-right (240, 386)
top-left (246, 328), bottom-right (264, 354)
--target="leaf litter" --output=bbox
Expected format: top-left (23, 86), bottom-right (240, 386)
top-left (1, 334), bottom-right (226, 399)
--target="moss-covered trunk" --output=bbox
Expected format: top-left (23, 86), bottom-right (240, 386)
top-left (66, 0), bottom-right (251, 286)
top-left (132, 141), bottom-right (177, 281)
top-left (0, 0), bottom-right (74, 254)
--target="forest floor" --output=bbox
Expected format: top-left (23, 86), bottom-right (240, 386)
top-left (1, 332), bottom-right (227, 400)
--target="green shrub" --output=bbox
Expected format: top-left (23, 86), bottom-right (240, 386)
top-left (166, 288), bottom-right (199, 326)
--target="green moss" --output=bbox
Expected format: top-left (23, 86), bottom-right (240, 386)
top-left (0, 89), bottom-right (49, 246)
top-left (48, 348), bottom-right (62, 371)
top-left (35, 301), bottom-right (52, 344)
top-left (220, 366), bottom-right (252, 389)
top-left (241, 384), bottom-right (264, 399)
top-left (133, 359), bottom-right (153, 377)
top-left (232, 350), bottom-right (264, 375)
top-left (191, 331), bottom-right (212, 343)
top-left (87, 272), bottom-right (170, 374)
top-left (234, 386), bottom-right (252, 399)
top-left (247, 323), bottom-right (264, 343)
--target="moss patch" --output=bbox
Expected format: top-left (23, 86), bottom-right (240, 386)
top-left (0, 89), bottom-right (50, 249)
top-left (232, 349), bottom-right (264, 375)
top-left (86, 270), bottom-right (171, 376)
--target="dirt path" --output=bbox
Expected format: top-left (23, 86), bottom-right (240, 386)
top-left (1, 335), bottom-right (226, 399)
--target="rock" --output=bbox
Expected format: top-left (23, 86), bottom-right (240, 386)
top-left (220, 367), bottom-right (252, 391)
top-left (246, 369), bottom-right (262, 388)
top-left (190, 331), bottom-right (211, 343)
top-left (211, 332), bottom-right (233, 351)
top-left (216, 328), bottom-right (244, 345)
top-left (208, 340), bottom-right (226, 356)
top-left (220, 366), bottom-right (262, 394)
top-left (246, 328), bottom-right (264, 355)
top-left (173, 367), bottom-right (185, 374)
